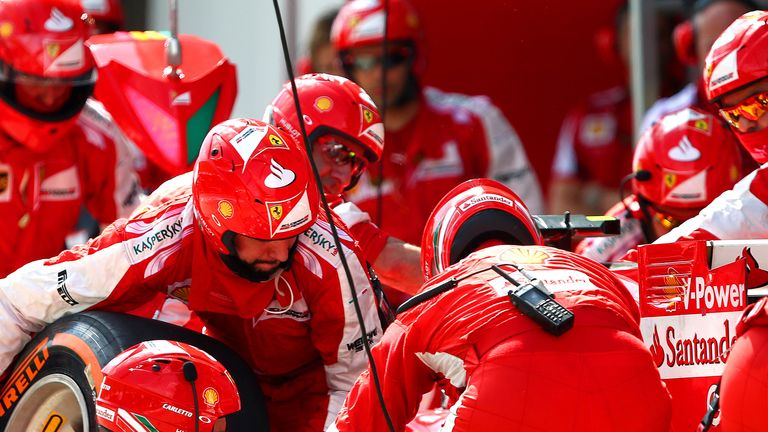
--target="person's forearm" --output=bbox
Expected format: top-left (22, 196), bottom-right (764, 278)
top-left (374, 238), bottom-right (423, 295)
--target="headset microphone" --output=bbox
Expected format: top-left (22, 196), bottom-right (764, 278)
top-left (618, 170), bottom-right (651, 213)
top-left (183, 361), bottom-right (200, 432)
top-left (634, 170), bottom-right (651, 181)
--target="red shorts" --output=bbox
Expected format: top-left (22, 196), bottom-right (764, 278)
top-left (445, 326), bottom-right (672, 432)
top-left (260, 364), bottom-right (330, 432)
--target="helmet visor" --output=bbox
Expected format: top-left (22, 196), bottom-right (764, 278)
top-left (0, 61), bottom-right (95, 121)
top-left (719, 89), bottom-right (768, 129)
top-left (341, 45), bottom-right (413, 72)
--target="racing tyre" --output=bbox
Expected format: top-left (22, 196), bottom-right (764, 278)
top-left (0, 311), bottom-right (268, 432)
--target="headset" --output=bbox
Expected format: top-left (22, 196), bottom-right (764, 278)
top-left (594, 1), bottom-right (630, 67)
top-left (673, 0), bottom-right (759, 66)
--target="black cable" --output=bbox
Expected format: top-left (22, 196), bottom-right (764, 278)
top-left (698, 381), bottom-right (720, 432)
top-left (618, 170), bottom-right (649, 215)
top-left (270, 2), bottom-right (395, 431)
top-left (183, 361), bottom-right (200, 432)
top-left (375, 0), bottom-right (391, 227)
top-left (618, 170), bottom-right (657, 243)
top-left (397, 264), bottom-right (517, 314)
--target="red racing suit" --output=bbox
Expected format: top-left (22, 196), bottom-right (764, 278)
top-left (0, 98), bottom-right (142, 277)
top-left (152, 194), bottom-right (392, 333)
top-left (331, 245), bottom-right (671, 432)
top-left (551, 85), bottom-right (633, 190)
top-left (575, 196), bottom-right (649, 262)
top-left (655, 165), bottom-right (768, 243)
top-left (345, 87), bottom-right (543, 245)
top-left (329, 195), bottom-right (390, 265)
top-left (0, 173), bottom-right (382, 432)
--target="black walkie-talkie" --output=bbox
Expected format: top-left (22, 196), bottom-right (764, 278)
top-left (491, 265), bottom-right (575, 336)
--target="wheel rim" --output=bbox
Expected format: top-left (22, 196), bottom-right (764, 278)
top-left (6, 373), bottom-right (90, 432)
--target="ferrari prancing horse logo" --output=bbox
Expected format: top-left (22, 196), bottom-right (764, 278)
top-left (664, 173), bottom-right (677, 188)
top-left (268, 134), bottom-right (284, 147)
top-left (270, 204), bottom-right (283, 220)
top-left (363, 108), bottom-right (374, 123)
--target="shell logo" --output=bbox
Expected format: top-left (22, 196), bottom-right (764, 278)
top-left (203, 387), bottom-right (219, 407)
top-left (663, 273), bottom-right (683, 288)
top-left (653, 272), bottom-right (685, 311)
top-left (499, 247), bottom-right (550, 264)
top-left (314, 96), bottom-right (333, 112)
top-left (0, 22), bottom-right (13, 38)
top-left (218, 200), bottom-right (234, 219)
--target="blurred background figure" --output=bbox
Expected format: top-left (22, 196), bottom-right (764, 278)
top-left (0, 0), bottom-right (141, 277)
top-left (549, 2), bottom-right (687, 215)
top-left (642, 0), bottom-right (757, 131)
top-left (67, 0), bottom-right (137, 247)
top-left (332, 0), bottom-right (542, 247)
top-left (655, 10), bottom-right (768, 244)
top-left (549, 3), bottom-right (633, 215)
top-left (641, 0), bottom-right (759, 175)
top-left (576, 107), bottom-right (743, 262)
top-left (295, 8), bottom-right (343, 76)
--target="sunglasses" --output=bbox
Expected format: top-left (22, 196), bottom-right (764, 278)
top-left (315, 135), bottom-right (366, 172)
top-left (719, 89), bottom-right (768, 128)
top-left (342, 48), bottom-right (412, 72)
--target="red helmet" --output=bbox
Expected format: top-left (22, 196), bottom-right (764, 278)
top-left (80, 0), bottom-right (124, 33)
top-left (704, 11), bottom-right (768, 164)
top-left (0, 0), bottom-right (96, 153)
top-left (193, 118), bottom-right (319, 255)
top-left (420, 178), bottom-right (543, 280)
top-left (331, 0), bottom-right (426, 77)
top-left (96, 340), bottom-right (241, 432)
top-left (704, 11), bottom-right (768, 102)
top-left (266, 73), bottom-right (383, 163)
top-left (719, 297), bottom-right (768, 431)
top-left (332, 0), bottom-right (421, 51)
top-left (632, 107), bottom-right (742, 221)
